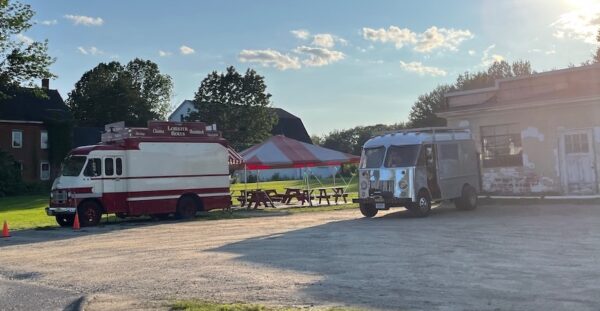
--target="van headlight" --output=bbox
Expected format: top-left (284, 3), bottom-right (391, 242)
top-left (399, 180), bottom-right (408, 190)
top-left (360, 181), bottom-right (368, 190)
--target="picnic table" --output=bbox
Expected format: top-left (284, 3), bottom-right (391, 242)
top-left (314, 187), bottom-right (349, 205)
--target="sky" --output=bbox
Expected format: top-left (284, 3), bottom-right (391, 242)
top-left (19, 0), bottom-right (600, 135)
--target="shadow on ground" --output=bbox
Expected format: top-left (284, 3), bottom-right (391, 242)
top-left (210, 203), bottom-right (600, 310)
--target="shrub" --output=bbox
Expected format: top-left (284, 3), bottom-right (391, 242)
top-left (0, 148), bottom-right (24, 197)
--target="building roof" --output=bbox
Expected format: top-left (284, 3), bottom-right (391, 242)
top-left (440, 64), bottom-right (600, 117)
top-left (0, 88), bottom-right (70, 122)
top-left (168, 100), bottom-right (313, 144)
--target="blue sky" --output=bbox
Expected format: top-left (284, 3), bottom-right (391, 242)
top-left (21, 0), bottom-right (600, 135)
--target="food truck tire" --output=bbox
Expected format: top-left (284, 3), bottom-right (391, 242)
top-left (78, 200), bottom-right (103, 227)
top-left (409, 190), bottom-right (431, 217)
top-left (455, 184), bottom-right (478, 210)
top-left (359, 203), bottom-right (378, 218)
top-left (176, 195), bottom-right (199, 219)
top-left (55, 214), bottom-right (75, 227)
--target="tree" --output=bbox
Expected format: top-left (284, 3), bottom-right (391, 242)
top-left (67, 59), bottom-right (173, 127)
top-left (310, 134), bottom-right (324, 146)
top-left (0, 0), bottom-right (54, 99)
top-left (321, 123), bottom-right (407, 155)
top-left (188, 66), bottom-right (277, 150)
top-left (408, 85), bottom-right (454, 128)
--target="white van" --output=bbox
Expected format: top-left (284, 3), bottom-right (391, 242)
top-left (46, 121), bottom-right (232, 227)
top-left (353, 128), bottom-right (481, 217)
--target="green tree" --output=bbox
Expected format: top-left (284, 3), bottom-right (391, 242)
top-left (0, 0), bottom-right (55, 99)
top-left (408, 84), bottom-right (454, 128)
top-left (67, 59), bottom-right (173, 127)
top-left (322, 123), bottom-right (407, 155)
top-left (310, 134), bottom-right (324, 146)
top-left (0, 148), bottom-right (23, 196)
top-left (188, 66), bottom-right (277, 150)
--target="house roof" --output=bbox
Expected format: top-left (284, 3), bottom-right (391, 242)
top-left (0, 88), bottom-right (70, 122)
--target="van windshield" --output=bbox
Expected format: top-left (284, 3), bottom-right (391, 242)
top-left (384, 145), bottom-right (420, 168)
top-left (361, 147), bottom-right (386, 168)
top-left (61, 156), bottom-right (87, 176)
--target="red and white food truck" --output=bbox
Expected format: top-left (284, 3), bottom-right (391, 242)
top-left (46, 121), bottom-right (235, 227)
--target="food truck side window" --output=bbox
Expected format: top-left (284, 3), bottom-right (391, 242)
top-left (84, 158), bottom-right (102, 177)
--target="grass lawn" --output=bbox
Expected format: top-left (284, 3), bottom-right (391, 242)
top-left (171, 300), bottom-right (359, 311)
top-left (0, 195), bottom-right (55, 230)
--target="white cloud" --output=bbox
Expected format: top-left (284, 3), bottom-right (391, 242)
top-left (362, 26), bottom-right (417, 49)
top-left (238, 49), bottom-right (301, 70)
top-left (545, 49), bottom-right (557, 55)
top-left (312, 33), bottom-right (335, 48)
top-left (64, 14), bottom-right (103, 26)
top-left (362, 25), bottom-right (473, 53)
top-left (179, 45), bottom-right (195, 55)
top-left (77, 46), bottom-right (103, 55)
top-left (480, 44), bottom-right (504, 67)
top-left (158, 50), bottom-right (172, 57)
top-left (39, 19), bottom-right (58, 26)
top-left (15, 33), bottom-right (33, 45)
top-left (551, 5), bottom-right (600, 44)
top-left (468, 50), bottom-right (476, 55)
top-left (291, 29), bottom-right (310, 40)
top-left (294, 46), bottom-right (345, 67)
top-left (399, 61), bottom-right (447, 77)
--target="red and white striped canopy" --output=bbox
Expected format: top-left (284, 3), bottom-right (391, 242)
top-left (240, 135), bottom-right (360, 170)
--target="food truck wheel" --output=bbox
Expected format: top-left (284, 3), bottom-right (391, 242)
top-left (55, 215), bottom-right (75, 227)
top-left (455, 185), bottom-right (477, 210)
top-left (78, 201), bottom-right (102, 227)
top-left (359, 203), bottom-right (378, 218)
top-left (409, 191), bottom-right (431, 217)
top-left (176, 195), bottom-right (198, 219)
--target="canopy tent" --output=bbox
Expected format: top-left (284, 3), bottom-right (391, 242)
top-left (240, 135), bottom-right (360, 170)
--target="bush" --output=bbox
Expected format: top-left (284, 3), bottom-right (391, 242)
top-left (0, 148), bottom-right (24, 197)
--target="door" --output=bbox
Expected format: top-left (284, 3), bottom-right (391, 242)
top-left (102, 156), bottom-right (127, 211)
top-left (422, 144), bottom-right (441, 199)
top-left (561, 129), bottom-right (597, 195)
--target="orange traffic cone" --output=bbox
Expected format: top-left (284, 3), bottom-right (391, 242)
top-left (73, 212), bottom-right (80, 230)
top-left (2, 220), bottom-right (10, 238)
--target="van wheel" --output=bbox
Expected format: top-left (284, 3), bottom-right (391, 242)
top-left (176, 196), bottom-right (198, 219)
top-left (78, 201), bottom-right (102, 227)
top-left (55, 215), bottom-right (74, 227)
top-left (359, 203), bottom-right (378, 218)
top-left (409, 191), bottom-right (431, 217)
top-left (455, 185), bottom-right (478, 210)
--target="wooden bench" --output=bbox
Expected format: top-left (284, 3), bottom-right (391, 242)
top-left (316, 188), bottom-right (331, 205)
top-left (332, 187), bottom-right (348, 204)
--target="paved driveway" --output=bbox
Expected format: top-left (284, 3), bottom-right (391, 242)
top-left (1, 203), bottom-right (600, 310)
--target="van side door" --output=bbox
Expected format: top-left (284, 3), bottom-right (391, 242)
top-left (102, 156), bottom-right (127, 212)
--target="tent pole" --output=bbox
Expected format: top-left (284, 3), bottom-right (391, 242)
top-left (244, 164), bottom-right (247, 193)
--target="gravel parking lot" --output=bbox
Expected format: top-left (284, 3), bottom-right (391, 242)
top-left (2, 202), bottom-right (600, 310)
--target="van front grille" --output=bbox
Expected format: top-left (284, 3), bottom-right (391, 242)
top-left (369, 180), bottom-right (395, 193)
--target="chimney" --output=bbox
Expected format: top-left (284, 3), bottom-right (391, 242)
top-left (41, 78), bottom-right (49, 89)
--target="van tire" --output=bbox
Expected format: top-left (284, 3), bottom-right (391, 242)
top-left (455, 185), bottom-right (478, 210)
top-left (176, 195), bottom-right (198, 219)
top-left (360, 203), bottom-right (378, 218)
top-left (78, 201), bottom-right (102, 227)
top-left (55, 215), bottom-right (75, 227)
top-left (409, 191), bottom-right (431, 217)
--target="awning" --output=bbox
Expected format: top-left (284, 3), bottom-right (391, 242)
top-left (240, 135), bottom-right (360, 170)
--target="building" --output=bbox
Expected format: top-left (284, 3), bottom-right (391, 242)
top-left (168, 100), bottom-right (312, 143)
top-left (439, 64), bottom-right (600, 196)
top-left (0, 79), bottom-right (70, 182)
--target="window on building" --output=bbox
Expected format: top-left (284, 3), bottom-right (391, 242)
top-left (565, 133), bottom-right (589, 154)
top-left (12, 130), bottom-right (22, 148)
top-left (14, 161), bottom-right (23, 174)
top-left (481, 124), bottom-right (522, 167)
top-left (83, 158), bottom-right (102, 177)
top-left (104, 158), bottom-right (114, 176)
top-left (40, 161), bottom-right (50, 181)
top-left (41, 130), bottom-right (48, 149)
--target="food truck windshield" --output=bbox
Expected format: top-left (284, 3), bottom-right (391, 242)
top-left (61, 155), bottom-right (87, 176)
top-left (361, 145), bottom-right (420, 169)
